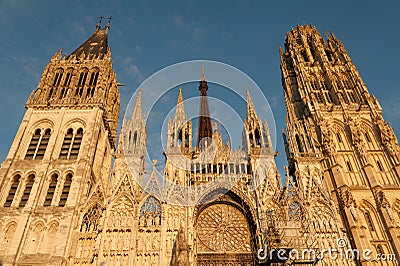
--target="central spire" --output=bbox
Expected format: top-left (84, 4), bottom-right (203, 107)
top-left (197, 66), bottom-right (213, 149)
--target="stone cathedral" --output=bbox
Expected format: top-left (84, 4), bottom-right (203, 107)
top-left (0, 20), bottom-right (399, 266)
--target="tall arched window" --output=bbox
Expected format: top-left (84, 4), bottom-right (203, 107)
top-left (376, 244), bottom-right (384, 255)
top-left (70, 128), bottom-right (83, 159)
top-left (52, 68), bottom-right (64, 87)
top-left (59, 128), bottom-right (73, 159)
top-left (25, 128), bottom-right (51, 160)
top-left (139, 196), bottom-right (162, 226)
top-left (133, 131), bottom-right (138, 146)
top-left (44, 173), bottom-right (58, 206)
top-left (295, 134), bottom-right (304, 153)
top-left (87, 69), bottom-right (99, 99)
top-left (325, 49), bottom-right (333, 61)
top-left (42, 222), bottom-right (58, 253)
top-left (27, 222), bottom-right (43, 254)
top-left (376, 160), bottom-right (384, 172)
top-left (89, 69), bottom-right (99, 86)
top-left (4, 174), bottom-right (21, 207)
top-left (59, 174), bottom-right (72, 207)
top-left (77, 69), bottom-right (88, 87)
top-left (59, 128), bottom-right (83, 159)
top-left (25, 129), bottom-right (41, 159)
top-left (59, 68), bottom-right (73, 99)
top-left (364, 212), bottom-right (375, 232)
top-left (301, 50), bottom-right (309, 62)
top-left (254, 128), bottom-right (261, 146)
top-left (35, 129), bottom-right (51, 159)
top-left (346, 161), bottom-right (353, 172)
top-left (19, 174), bottom-right (35, 207)
top-left (76, 68), bottom-right (88, 97)
top-left (63, 68), bottom-right (73, 87)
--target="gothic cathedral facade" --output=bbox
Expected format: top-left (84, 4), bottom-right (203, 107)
top-left (0, 21), bottom-right (399, 266)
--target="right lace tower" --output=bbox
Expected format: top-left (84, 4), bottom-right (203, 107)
top-left (281, 24), bottom-right (400, 264)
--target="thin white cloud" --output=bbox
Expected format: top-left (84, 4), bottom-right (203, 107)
top-left (173, 15), bottom-right (184, 28)
top-left (171, 14), bottom-right (206, 49)
top-left (122, 57), bottom-right (145, 84)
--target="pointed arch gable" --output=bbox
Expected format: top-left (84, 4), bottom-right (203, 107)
top-left (109, 191), bottom-right (135, 208)
top-left (110, 174), bottom-right (136, 201)
top-left (194, 190), bottom-right (258, 232)
top-left (8, 170), bottom-right (23, 179)
top-left (4, 221), bottom-right (17, 229)
top-left (61, 118), bottom-right (87, 133)
top-left (23, 170), bottom-right (37, 179)
top-left (46, 169), bottom-right (61, 181)
top-left (83, 181), bottom-right (106, 208)
top-left (359, 200), bottom-right (386, 237)
top-left (46, 219), bottom-right (60, 228)
top-left (81, 200), bottom-right (104, 217)
top-left (330, 119), bottom-right (346, 133)
top-left (29, 220), bottom-right (45, 229)
top-left (27, 118), bottom-right (55, 135)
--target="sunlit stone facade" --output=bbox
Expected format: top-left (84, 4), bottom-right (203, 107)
top-left (0, 22), bottom-right (399, 266)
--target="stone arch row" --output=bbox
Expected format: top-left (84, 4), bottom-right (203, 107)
top-left (21, 118), bottom-right (86, 161)
top-left (0, 218), bottom-right (60, 256)
top-left (2, 169), bottom-right (74, 209)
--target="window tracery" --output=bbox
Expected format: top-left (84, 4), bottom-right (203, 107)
top-left (196, 203), bottom-right (251, 253)
top-left (288, 201), bottom-right (302, 221)
top-left (75, 204), bottom-right (103, 265)
top-left (139, 196), bottom-right (162, 227)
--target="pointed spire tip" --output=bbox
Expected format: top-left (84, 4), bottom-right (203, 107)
top-left (201, 65), bottom-right (206, 81)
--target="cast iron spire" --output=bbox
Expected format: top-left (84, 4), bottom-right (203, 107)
top-left (197, 66), bottom-right (212, 149)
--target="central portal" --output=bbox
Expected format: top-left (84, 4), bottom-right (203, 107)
top-left (195, 203), bottom-right (254, 266)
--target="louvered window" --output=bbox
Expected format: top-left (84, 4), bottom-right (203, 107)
top-left (25, 129), bottom-right (51, 160)
top-left (4, 175), bottom-right (21, 207)
top-left (19, 174), bottom-right (35, 207)
top-left (59, 174), bottom-right (72, 207)
top-left (44, 174), bottom-right (58, 206)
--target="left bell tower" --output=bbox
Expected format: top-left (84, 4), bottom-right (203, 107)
top-left (0, 19), bottom-right (119, 265)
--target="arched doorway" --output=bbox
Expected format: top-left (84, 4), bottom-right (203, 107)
top-left (195, 201), bottom-right (255, 266)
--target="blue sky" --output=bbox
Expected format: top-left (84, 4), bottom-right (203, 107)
top-left (0, 0), bottom-right (399, 177)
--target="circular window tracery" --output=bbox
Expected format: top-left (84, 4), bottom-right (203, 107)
top-left (196, 203), bottom-right (251, 253)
